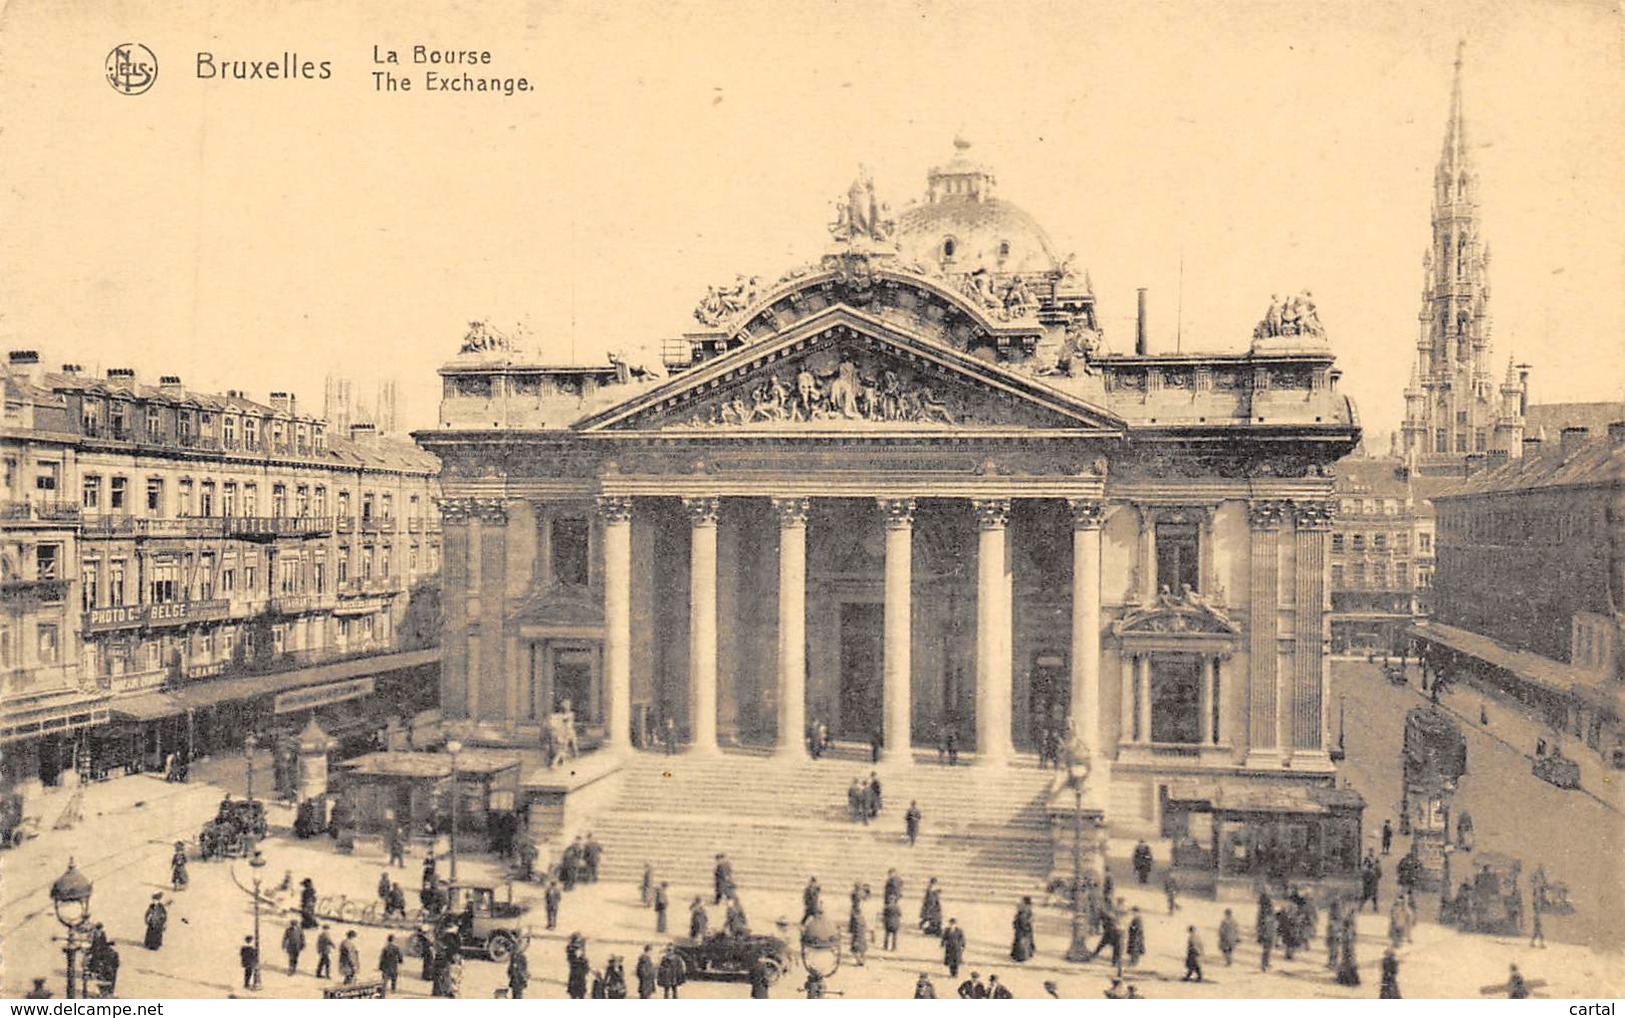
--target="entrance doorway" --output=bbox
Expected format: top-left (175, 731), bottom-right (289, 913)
top-left (553, 647), bottom-right (596, 721)
top-left (837, 602), bottom-right (883, 742)
top-left (1150, 655), bottom-right (1201, 744)
top-left (1028, 652), bottom-right (1069, 748)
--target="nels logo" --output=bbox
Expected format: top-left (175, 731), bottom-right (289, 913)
top-left (106, 43), bottom-right (158, 95)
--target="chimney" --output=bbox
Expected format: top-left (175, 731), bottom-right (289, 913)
top-left (268, 391), bottom-right (293, 415)
top-left (1487, 448), bottom-right (1508, 466)
top-left (1135, 288), bottom-right (1148, 355)
top-left (1609, 421), bottom-right (1625, 448)
top-left (349, 421), bottom-right (378, 446)
top-left (60, 364), bottom-right (81, 375)
top-left (7, 350), bottom-right (41, 386)
top-left (1560, 426), bottom-right (1589, 459)
top-left (106, 367), bottom-right (137, 383)
top-left (159, 375), bottom-right (184, 399)
top-left (1522, 435), bottom-right (1542, 457)
top-left (1464, 452), bottom-right (1485, 476)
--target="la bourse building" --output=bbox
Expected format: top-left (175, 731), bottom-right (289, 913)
top-left (418, 144), bottom-right (1365, 888)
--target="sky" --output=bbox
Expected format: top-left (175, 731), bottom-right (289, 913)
top-left (1, 0), bottom-right (1621, 442)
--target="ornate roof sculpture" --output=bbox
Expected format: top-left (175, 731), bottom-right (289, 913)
top-left (1114, 586), bottom-right (1239, 639)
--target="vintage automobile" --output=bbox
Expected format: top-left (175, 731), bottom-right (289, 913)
top-left (1532, 739), bottom-right (1581, 790)
top-left (199, 798), bottom-right (268, 859)
top-left (669, 931), bottom-right (791, 983)
top-left (418, 884), bottom-right (530, 961)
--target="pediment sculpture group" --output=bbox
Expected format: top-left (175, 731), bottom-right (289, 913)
top-left (681, 356), bottom-right (958, 428)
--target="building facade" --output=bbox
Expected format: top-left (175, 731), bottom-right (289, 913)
top-left (420, 144), bottom-right (1366, 882)
top-left (1400, 46), bottom-right (1530, 478)
top-left (1, 353), bottom-right (443, 793)
top-left (1419, 423), bottom-right (1625, 766)
top-left (1328, 457), bottom-right (1435, 656)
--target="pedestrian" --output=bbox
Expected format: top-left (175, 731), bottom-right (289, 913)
top-left (387, 823), bottom-right (407, 867)
top-left (584, 833), bottom-right (602, 883)
top-left (1257, 902), bottom-right (1277, 972)
top-left (1011, 895), bottom-right (1036, 962)
top-left (1182, 926), bottom-right (1204, 982)
top-left (725, 896), bottom-right (750, 936)
top-left (24, 978), bottom-right (52, 999)
top-left (883, 895), bottom-right (902, 950)
top-left (869, 771), bottom-right (884, 816)
top-left (282, 919), bottom-right (305, 974)
top-left (749, 956), bottom-right (772, 999)
top-left (1379, 948), bottom-right (1401, 998)
top-left (657, 945), bottom-right (685, 999)
top-left (379, 935), bottom-right (403, 994)
top-left (422, 852), bottom-right (437, 892)
top-left (988, 974), bottom-right (1013, 998)
top-left (339, 930), bottom-right (361, 984)
top-left (801, 969), bottom-right (826, 998)
top-left (636, 945), bottom-right (657, 999)
top-left (945, 726), bottom-right (959, 765)
top-left (417, 929), bottom-right (437, 983)
top-left (1089, 899), bottom-right (1124, 972)
top-left (378, 870), bottom-right (394, 908)
top-left (1125, 907), bottom-right (1146, 967)
top-left (561, 837), bottom-right (583, 890)
top-left (517, 838), bottom-right (538, 883)
top-left (884, 869), bottom-right (904, 905)
top-left (300, 878), bottom-right (319, 929)
top-left (170, 841), bottom-right (189, 891)
top-left (93, 940), bottom-right (121, 997)
top-left (850, 904), bottom-right (869, 966)
top-left (566, 933), bottom-right (590, 1000)
top-left (1506, 963), bottom-right (1530, 999)
top-left (957, 971), bottom-right (987, 998)
top-left (803, 876), bottom-right (822, 922)
top-left (654, 881), bottom-right (670, 933)
top-left (1326, 900), bottom-right (1344, 969)
top-left (641, 862), bottom-right (654, 907)
top-left (1362, 851), bottom-right (1384, 913)
top-left (506, 946), bottom-right (529, 999)
top-left (605, 955), bottom-right (628, 999)
top-left (545, 878), bottom-right (562, 930)
top-left (1335, 911), bottom-right (1360, 987)
top-left (871, 728), bottom-right (883, 764)
top-left (690, 896), bottom-right (710, 938)
top-left (1530, 883), bottom-right (1547, 948)
top-left (1218, 908), bottom-right (1239, 966)
top-left (1163, 871), bottom-right (1181, 914)
top-left (315, 925), bottom-right (335, 979)
top-left (848, 779), bottom-right (865, 823)
top-left (714, 853), bottom-right (735, 904)
top-left (943, 917), bottom-right (966, 977)
top-left (239, 935), bottom-right (258, 990)
top-left (920, 877), bottom-right (943, 935)
top-left (143, 894), bottom-right (168, 951)
top-left (1381, 819), bottom-right (1393, 855)
top-left (1388, 896), bottom-right (1410, 949)
top-left (914, 972), bottom-right (938, 998)
top-left (905, 800), bottom-right (922, 846)
top-left (386, 881), bottom-right (408, 921)
top-left (1132, 839), bottom-right (1153, 885)
top-left (1480, 703), bottom-right (1490, 726)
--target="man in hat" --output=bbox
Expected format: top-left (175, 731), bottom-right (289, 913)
top-left (654, 881), bottom-right (670, 933)
top-left (802, 876), bottom-right (822, 922)
top-left (239, 936), bottom-right (259, 990)
top-left (942, 917), bottom-right (967, 977)
top-left (143, 894), bottom-right (168, 951)
top-left (282, 919), bottom-right (305, 974)
top-left (913, 972), bottom-right (937, 998)
top-left (905, 800), bottom-right (923, 847)
top-left (636, 944), bottom-right (657, 999)
top-left (713, 853), bottom-right (734, 904)
top-left (339, 930), bottom-right (361, 984)
top-left (957, 971), bottom-right (987, 998)
top-left (24, 978), bottom-right (52, 999)
top-left (1182, 925), bottom-right (1205, 982)
top-left (544, 877), bottom-right (563, 930)
top-left (988, 974), bottom-right (1013, 998)
top-left (505, 944), bottom-right (529, 999)
top-left (657, 944), bottom-right (685, 999)
top-left (315, 925), bottom-right (335, 979)
top-left (372, 934), bottom-right (399, 994)
top-left (584, 833), bottom-right (603, 883)
top-left (690, 896), bottom-right (710, 939)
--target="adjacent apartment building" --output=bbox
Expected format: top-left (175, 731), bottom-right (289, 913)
top-left (2, 352), bottom-right (443, 795)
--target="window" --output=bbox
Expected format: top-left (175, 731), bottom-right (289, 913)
top-left (552, 517), bottom-right (591, 587)
top-left (272, 484), bottom-right (287, 517)
top-left (222, 566), bottom-right (235, 595)
top-left (222, 482), bottom-right (237, 517)
top-left (1331, 533), bottom-right (1344, 553)
top-left (1419, 533), bottom-right (1432, 554)
top-left (82, 398), bottom-right (102, 436)
top-left (1150, 656), bottom-right (1202, 744)
top-left (244, 484), bottom-right (258, 516)
top-left (109, 560), bottom-right (126, 606)
top-left (36, 461), bottom-right (60, 492)
top-left (1395, 562), bottom-right (1410, 587)
top-left (38, 624), bottom-right (61, 665)
top-left (1456, 411), bottom-right (1469, 427)
top-left (146, 478), bottom-right (165, 514)
top-left (1455, 434), bottom-right (1468, 453)
top-left (270, 420), bottom-right (286, 450)
top-left (1331, 564), bottom-right (1345, 588)
top-left (362, 547), bottom-right (374, 580)
top-left (111, 476), bottom-right (128, 510)
top-left (222, 415), bottom-right (237, 449)
top-left (314, 486), bottom-right (327, 516)
top-left (199, 481), bottom-right (215, 517)
top-left (110, 401), bottom-right (128, 438)
top-left (178, 409), bottom-right (195, 445)
top-left (409, 494), bottom-right (420, 523)
top-left (145, 406), bottom-right (162, 442)
top-left (280, 556), bottom-right (302, 594)
top-left (244, 564), bottom-right (258, 594)
top-left (1352, 563), bottom-right (1366, 588)
top-left (337, 551), bottom-right (349, 584)
top-left (1373, 534), bottom-right (1387, 553)
top-left (1384, 500), bottom-right (1397, 516)
top-left (1435, 430), bottom-right (1447, 454)
top-left (314, 561), bottom-right (326, 595)
top-left (1372, 563), bottom-right (1387, 588)
top-left (36, 544), bottom-right (59, 580)
top-left (362, 493), bottom-right (375, 521)
top-left (1154, 521), bottom-right (1199, 595)
top-left (82, 475), bottom-right (101, 509)
top-left (380, 549), bottom-right (390, 578)
top-left (178, 479), bottom-right (194, 517)
top-left (243, 417), bottom-right (259, 451)
top-left (198, 553), bottom-right (215, 600)
top-left (1352, 534), bottom-right (1366, 552)
top-left (1394, 532), bottom-right (1410, 554)
top-left (382, 493), bottom-right (394, 519)
top-left (338, 491), bottom-right (351, 518)
top-left (296, 485), bottom-right (310, 516)
top-left (82, 564), bottom-right (98, 610)
top-left (149, 561), bottom-right (178, 604)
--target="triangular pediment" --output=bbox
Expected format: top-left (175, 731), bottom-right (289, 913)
top-left (1115, 591), bottom-right (1239, 637)
top-left (577, 308), bottom-right (1123, 435)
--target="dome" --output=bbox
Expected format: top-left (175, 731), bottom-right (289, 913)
top-left (893, 138), bottom-right (1060, 277)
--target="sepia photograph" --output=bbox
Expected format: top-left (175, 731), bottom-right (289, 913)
top-left (1, 0), bottom-right (1621, 1005)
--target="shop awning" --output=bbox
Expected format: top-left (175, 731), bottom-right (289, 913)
top-left (1409, 622), bottom-right (1596, 699)
top-left (1165, 779), bottom-right (1364, 815)
top-left (109, 648), bottom-right (439, 722)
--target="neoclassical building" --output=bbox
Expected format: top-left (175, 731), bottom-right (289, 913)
top-left (420, 143), bottom-right (1363, 868)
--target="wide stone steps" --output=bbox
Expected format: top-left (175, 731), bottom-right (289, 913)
top-left (578, 754), bottom-right (1057, 906)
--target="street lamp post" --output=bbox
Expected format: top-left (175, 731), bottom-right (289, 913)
top-left (445, 740), bottom-right (462, 882)
top-left (244, 732), bottom-right (260, 806)
top-left (249, 850), bottom-right (266, 991)
top-left (50, 859), bottom-right (94, 999)
top-left (1063, 751), bottom-right (1093, 963)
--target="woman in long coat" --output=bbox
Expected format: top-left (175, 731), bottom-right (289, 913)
top-left (170, 842), bottom-right (189, 890)
top-left (300, 878), bottom-right (319, 929)
top-left (1010, 897), bottom-right (1035, 962)
top-left (919, 879), bottom-right (943, 936)
top-left (142, 895), bottom-right (168, 950)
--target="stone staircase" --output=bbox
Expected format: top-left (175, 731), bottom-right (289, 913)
top-left (583, 752), bottom-right (1057, 907)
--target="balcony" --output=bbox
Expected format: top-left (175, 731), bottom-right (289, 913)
top-left (1, 577), bottom-right (71, 604)
top-left (270, 593), bottom-right (332, 616)
top-left (0, 500), bottom-right (82, 524)
top-left (225, 515), bottom-right (335, 541)
top-left (80, 515), bottom-right (227, 539)
top-left (2, 663), bottom-right (81, 697)
top-left (337, 517), bottom-right (356, 534)
top-left (338, 576), bottom-right (401, 598)
top-left (407, 518), bottom-right (424, 533)
top-left (360, 517), bottom-right (397, 534)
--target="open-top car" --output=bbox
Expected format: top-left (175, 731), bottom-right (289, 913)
top-left (669, 931), bottom-right (790, 983)
top-left (423, 884), bottom-right (530, 961)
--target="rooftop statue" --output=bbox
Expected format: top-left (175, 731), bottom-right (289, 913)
top-left (693, 274), bottom-right (761, 328)
top-left (829, 166), bottom-right (895, 245)
top-left (459, 319), bottom-right (516, 355)
top-left (1253, 290), bottom-right (1326, 341)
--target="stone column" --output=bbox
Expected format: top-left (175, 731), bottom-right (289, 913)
top-left (1067, 499), bottom-right (1105, 761)
top-left (974, 498), bottom-right (1013, 765)
top-left (1198, 654), bottom-right (1214, 745)
top-left (1293, 500), bottom-right (1336, 754)
top-left (1136, 505), bottom-right (1156, 604)
top-left (1136, 655), bottom-right (1152, 743)
top-left (773, 497), bottom-right (809, 758)
top-left (1120, 654), bottom-right (1137, 746)
top-left (598, 496), bottom-right (634, 753)
top-left (684, 496), bottom-right (721, 753)
top-left (1246, 499), bottom-right (1289, 763)
top-left (880, 498), bottom-right (916, 763)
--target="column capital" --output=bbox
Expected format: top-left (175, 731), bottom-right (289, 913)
top-left (771, 496), bottom-right (811, 527)
top-left (595, 495), bottom-right (635, 523)
top-left (435, 497), bottom-right (476, 526)
top-left (1066, 498), bottom-right (1106, 530)
top-left (878, 497), bottom-right (917, 529)
top-left (1247, 499), bottom-right (1292, 530)
top-left (1291, 499), bottom-right (1338, 531)
top-left (682, 496), bottom-right (720, 526)
top-left (469, 497), bottom-right (509, 525)
top-left (972, 497), bottom-right (1011, 529)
